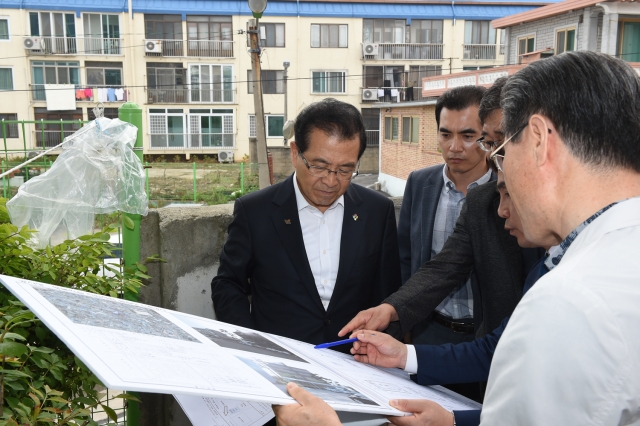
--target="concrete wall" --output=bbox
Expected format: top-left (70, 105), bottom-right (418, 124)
top-left (138, 204), bottom-right (234, 426)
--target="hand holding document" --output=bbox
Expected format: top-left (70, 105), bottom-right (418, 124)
top-left (0, 275), bottom-right (480, 424)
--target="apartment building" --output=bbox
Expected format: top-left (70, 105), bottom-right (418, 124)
top-left (0, 0), bottom-right (549, 163)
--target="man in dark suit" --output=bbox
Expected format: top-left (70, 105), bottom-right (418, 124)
top-left (211, 98), bottom-right (401, 348)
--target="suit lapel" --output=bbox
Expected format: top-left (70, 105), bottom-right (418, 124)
top-left (421, 166), bottom-right (445, 263)
top-left (327, 184), bottom-right (366, 313)
top-left (270, 176), bottom-right (325, 312)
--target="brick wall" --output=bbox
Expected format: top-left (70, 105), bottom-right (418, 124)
top-left (380, 104), bottom-right (445, 181)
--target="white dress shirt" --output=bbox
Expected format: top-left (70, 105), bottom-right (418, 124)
top-left (481, 197), bottom-right (640, 425)
top-left (293, 173), bottom-right (344, 310)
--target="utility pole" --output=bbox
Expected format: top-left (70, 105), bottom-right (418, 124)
top-left (248, 19), bottom-right (270, 189)
top-left (283, 60), bottom-right (290, 146)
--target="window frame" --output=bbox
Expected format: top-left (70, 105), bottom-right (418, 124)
top-left (464, 20), bottom-right (496, 45)
top-left (144, 14), bottom-right (182, 40)
top-left (186, 15), bottom-right (233, 42)
top-left (0, 67), bottom-right (14, 91)
top-left (29, 12), bottom-right (76, 38)
top-left (555, 26), bottom-right (576, 55)
top-left (402, 116), bottom-right (419, 143)
top-left (188, 63), bottom-right (235, 103)
top-left (82, 13), bottom-right (120, 39)
top-left (0, 113), bottom-right (19, 139)
top-left (259, 23), bottom-right (285, 48)
top-left (618, 19), bottom-right (640, 62)
top-left (0, 16), bottom-right (10, 41)
top-left (249, 114), bottom-right (284, 138)
top-left (310, 24), bottom-right (348, 48)
top-left (85, 62), bottom-right (123, 86)
top-left (384, 116), bottom-right (399, 141)
top-left (311, 70), bottom-right (347, 94)
top-left (517, 34), bottom-right (536, 57)
top-left (247, 69), bottom-right (284, 94)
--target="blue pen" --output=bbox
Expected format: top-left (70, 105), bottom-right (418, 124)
top-left (314, 337), bottom-right (359, 349)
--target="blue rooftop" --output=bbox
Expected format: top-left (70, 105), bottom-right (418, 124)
top-left (0, 0), bottom-right (558, 20)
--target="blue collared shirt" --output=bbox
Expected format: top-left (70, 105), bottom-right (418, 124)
top-left (431, 166), bottom-right (493, 319)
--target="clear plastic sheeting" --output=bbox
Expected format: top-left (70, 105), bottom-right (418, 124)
top-left (7, 117), bottom-right (147, 247)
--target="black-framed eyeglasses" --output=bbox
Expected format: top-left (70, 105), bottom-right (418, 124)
top-left (490, 124), bottom-right (528, 172)
top-left (299, 153), bottom-right (359, 181)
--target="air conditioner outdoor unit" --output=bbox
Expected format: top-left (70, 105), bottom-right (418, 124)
top-left (218, 151), bottom-right (234, 163)
top-left (363, 43), bottom-right (379, 56)
top-left (23, 37), bottom-right (42, 50)
top-left (144, 40), bottom-right (162, 53)
top-left (362, 88), bottom-right (377, 101)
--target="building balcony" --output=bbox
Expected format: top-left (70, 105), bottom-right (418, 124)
top-left (146, 88), bottom-right (235, 104)
top-left (149, 133), bottom-right (234, 150)
top-left (144, 39), bottom-right (234, 58)
top-left (361, 86), bottom-right (430, 104)
top-left (27, 37), bottom-right (124, 55)
top-left (31, 85), bottom-right (126, 103)
top-left (363, 43), bottom-right (443, 61)
top-left (463, 44), bottom-right (499, 60)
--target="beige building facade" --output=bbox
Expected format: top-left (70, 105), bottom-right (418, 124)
top-left (0, 0), bottom-right (543, 163)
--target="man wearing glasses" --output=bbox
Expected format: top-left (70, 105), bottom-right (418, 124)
top-left (211, 98), bottom-right (401, 351)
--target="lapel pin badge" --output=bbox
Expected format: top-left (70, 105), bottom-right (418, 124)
top-left (284, 219), bottom-right (291, 225)
top-left (353, 214), bottom-right (359, 221)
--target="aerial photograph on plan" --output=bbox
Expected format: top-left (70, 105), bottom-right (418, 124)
top-left (35, 287), bottom-right (200, 342)
top-left (238, 357), bottom-right (379, 407)
top-left (195, 326), bottom-right (307, 362)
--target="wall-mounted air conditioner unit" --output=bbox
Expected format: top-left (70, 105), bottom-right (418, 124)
top-left (362, 88), bottom-right (377, 101)
top-left (144, 40), bottom-right (162, 53)
top-left (218, 151), bottom-right (234, 163)
top-left (23, 37), bottom-right (42, 50)
top-left (363, 43), bottom-right (379, 56)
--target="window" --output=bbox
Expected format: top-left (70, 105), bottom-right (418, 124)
top-left (402, 117), bottom-right (419, 143)
top-left (87, 107), bottom-right (118, 120)
top-left (29, 12), bottom-right (76, 53)
top-left (249, 115), bottom-right (284, 138)
top-left (311, 24), bottom-right (347, 48)
top-left (187, 16), bottom-right (232, 41)
top-left (188, 109), bottom-right (234, 148)
top-left (247, 70), bottom-right (284, 94)
top-left (555, 27), bottom-right (576, 55)
top-left (33, 107), bottom-right (83, 148)
top-left (144, 14), bottom-right (182, 39)
top-left (0, 68), bottom-right (13, 90)
top-left (147, 63), bottom-right (188, 103)
top-left (0, 113), bottom-right (18, 138)
top-left (259, 23), bottom-right (285, 47)
top-left (384, 116), bottom-right (398, 141)
top-left (409, 20), bottom-right (443, 44)
top-left (363, 66), bottom-right (404, 89)
top-left (31, 61), bottom-right (80, 100)
top-left (149, 108), bottom-right (186, 148)
top-left (86, 61), bottom-right (123, 86)
top-left (518, 35), bottom-right (535, 58)
top-left (619, 21), bottom-right (640, 62)
top-left (363, 19), bottom-right (405, 44)
top-left (190, 64), bottom-right (234, 103)
top-left (464, 21), bottom-right (496, 45)
top-left (0, 18), bottom-right (9, 40)
top-left (408, 65), bottom-right (441, 86)
top-left (312, 71), bottom-right (346, 94)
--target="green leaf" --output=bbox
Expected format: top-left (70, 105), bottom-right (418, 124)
top-left (2, 332), bottom-right (26, 341)
top-left (123, 216), bottom-right (135, 230)
top-left (0, 342), bottom-right (28, 357)
top-left (112, 393), bottom-right (141, 402)
top-left (100, 404), bottom-right (118, 422)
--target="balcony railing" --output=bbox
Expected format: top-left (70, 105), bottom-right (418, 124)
top-left (29, 37), bottom-right (123, 55)
top-left (463, 44), bottom-right (497, 60)
top-left (499, 44), bottom-right (505, 56)
top-left (149, 133), bottom-right (234, 150)
top-left (146, 88), bottom-right (235, 104)
top-left (364, 43), bottom-right (443, 60)
top-left (361, 86), bottom-right (429, 104)
top-left (145, 39), bottom-right (234, 58)
top-left (31, 85), bottom-right (126, 102)
top-left (365, 130), bottom-right (379, 147)
top-left (34, 130), bottom-right (78, 148)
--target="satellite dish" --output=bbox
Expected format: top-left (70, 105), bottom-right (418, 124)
top-left (282, 120), bottom-right (295, 140)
